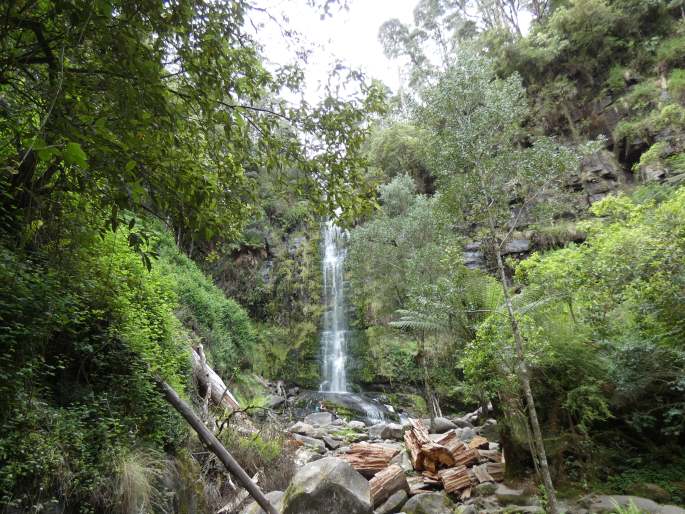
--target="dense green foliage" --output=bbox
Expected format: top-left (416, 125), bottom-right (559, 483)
top-left (0, 0), bottom-right (386, 511)
top-left (343, 0), bottom-right (685, 502)
top-left (0, 218), bottom-right (189, 510)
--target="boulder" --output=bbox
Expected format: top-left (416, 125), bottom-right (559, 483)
top-left (628, 483), bottom-right (671, 503)
top-left (369, 423), bottom-right (388, 439)
top-left (452, 417), bottom-right (474, 428)
top-left (402, 492), bottom-right (457, 514)
top-left (430, 417), bottom-right (457, 434)
top-left (502, 239), bottom-right (531, 255)
top-left (264, 394), bottom-right (285, 409)
top-left (458, 427), bottom-right (477, 442)
top-left (288, 421), bottom-right (317, 437)
top-left (375, 489), bottom-right (408, 514)
top-left (369, 422), bottom-right (406, 440)
top-left (580, 494), bottom-right (683, 513)
top-left (495, 483), bottom-right (534, 506)
top-left (383, 423), bottom-right (407, 440)
top-left (241, 491), bottom-right (285, 514)
top-left (323, 436), bottom-right (341, 450)
top-left (304, 411), bottom-right (334, 426)
top-left (473, 481), bottom-right (498, 497)
top-left (349, 420), bottom-right (367, 430)
top-left (282, 457), bottom-right (373, 514)
top-left (389, 449), bottom-right (413, 472)
top-left (291, 433), bottom-right (325, 452)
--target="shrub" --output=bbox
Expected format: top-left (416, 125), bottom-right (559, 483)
top-left (157, 234), bottom-right (257, 376)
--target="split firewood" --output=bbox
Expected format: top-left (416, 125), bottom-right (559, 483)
top-left (486, 462), bottom-right (505, 481)
top-left (409, 418), bottom-right (431, 443)
top-left (421, 442), bottom-right (456, 468)
top-left (472, 463), bottom-right (495, 483)
top-left (452, 445), bottom-right (479, 467)
top-left (369, 464), bottom-right (409, 507)
top-left (438, 465), bottom-right (472, 494)
top-left (404, 428), bottom-right (425, 470)
top-left (404, 419), bottom-right (454, 472)
top-left (339, 442), bottom-right (399, 477)
top-left (461, 487), bottom-right (472, 500)
top-left (421, 470), bottom-right (440, 482)
top-left (468, 435), bottom-right (489, 449)
top-left (407, 476), bottom-right (434, 495)
top-left (478, 449), bottom-right (503, 462)
top-left (434, 430), bottom-right (463, 457)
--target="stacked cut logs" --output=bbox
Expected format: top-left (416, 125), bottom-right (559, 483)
top-left (339, 418), bottom-right (505, 508)
top-left (339, 442), bottom-right (399, 478)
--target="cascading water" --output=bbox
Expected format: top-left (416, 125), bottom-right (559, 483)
top-left (320, 220), bottom-right (348, 393)
top-left (318, 219), bottom-right (388, 424)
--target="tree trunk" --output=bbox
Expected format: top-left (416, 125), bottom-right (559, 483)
top-left (155, 378), bottom-right (279, 514)
top-left (493, 241), bottom-right (560, 514)
top-left (190, 348), bottom-right (240, 410)
top-left (418, 332), bottom-right (437, 426)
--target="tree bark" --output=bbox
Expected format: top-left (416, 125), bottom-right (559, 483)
top-left (155, 378), bottom-right (279, 514)
top-left (190, 348), bottom-right (240, 410)
top-left (369, 464), bottom-right (409, 506)
top-left (492, 241), bottom-right (559, 514)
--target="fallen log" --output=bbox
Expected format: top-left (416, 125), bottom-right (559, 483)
top-left (421, 442), bottom-right (455, 467)
top-left (404, 419), bottom-right (454, 472)
top-left (434, 430), bottom-right (463, 458)
top-left (438, 465), bottom-right (472, 494)
top-left (404, 428), bottom-right (425, 470)
top-left (409, 418), bottom-right (431, 442)
top-left (369, 464), bottom-right (409, 506)
top-left (339, 442), bottom-right (399, 477)
top-left (155, 379), bottom-right (277, 514)
top-left (191, 348), bottom-right (240, 410)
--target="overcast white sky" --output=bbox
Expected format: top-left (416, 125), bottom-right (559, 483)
top-left (251, 0), bottom-right (417, 99)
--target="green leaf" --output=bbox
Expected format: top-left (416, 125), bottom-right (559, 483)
top-left (64, 143), bottom-right (89, 169)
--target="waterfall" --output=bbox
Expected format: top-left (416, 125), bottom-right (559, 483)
top-left (320, 220), bottom-right (348, 393)
top-left (317, 219), bottom-right (389, 424)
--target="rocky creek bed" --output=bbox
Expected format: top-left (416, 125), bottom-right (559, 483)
top-left (235, 403), bottom-right (685, 514)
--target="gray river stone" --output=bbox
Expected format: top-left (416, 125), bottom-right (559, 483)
top-left (403, 492), bottom-right (457, 514)
top-left (241, 490), bottom-right (285, 514)
top-left (304, 411), bottom-right (334, 426)
top-left (375, 489), bottom-right (408, 514)
top-left (282, 457), bottom-right (372, 514)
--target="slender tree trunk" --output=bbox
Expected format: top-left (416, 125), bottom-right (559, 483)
top-left (492, 240), bottom-right (559, 514)
top-left (419, 331), bottom-right (436, 426)
top-left (156, 378), bottom-right (279, 514)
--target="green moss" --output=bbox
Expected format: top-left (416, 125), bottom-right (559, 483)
top-left (657, 34), bottom-right (685, 66)
top-left (614, 104), bottom-right (685, 143)
top-left (622, 80), bottom-right (659, 111)
top-left (668, 69), bottom-right (685, 100)
top-left (636, 141), bottom-right (669, 171)
top-left (605, 65), bottom-right (626, 94)
top-left (321, 400), bottom-right (359, 420)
